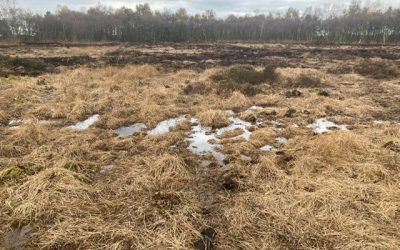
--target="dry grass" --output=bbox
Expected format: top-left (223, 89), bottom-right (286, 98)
top-left (1, 44), bottom-right (400, 249)
top-left (197, 110), bottom-right (230, 128)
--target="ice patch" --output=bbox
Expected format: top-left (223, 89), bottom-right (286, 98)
top-left (67, 114), bottom-right (100, 130)
top-left (187, 118), bottom-right (226, 166)
top-left (245, 105), bottom-right (263, 113)
top-left (270, 120), bottom-right (284, 127)
top-left (260, 145), bottom-right (274, 151)
top-left (149, 115), bottom-right (186, 135)
top-left (100, 165), bottom-right (114, 173)
top-left (116, 123), bottom-right (147, 137)
top-left (275, 137), bottom-right (288, 144)
top-left (3, 224), bottom-right (32, 249)
top-left (308, 118), bottom-right (348, 134)
top-left (8, 119), bottom-right (31, 127)
top-left (187, 114), bottom-right (253, 167)
top-left (216, 117), bottom-right (252, 140)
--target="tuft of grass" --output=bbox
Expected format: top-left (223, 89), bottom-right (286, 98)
top-left (211, 65), bottom-right (279, 96)
top-left (327, 64), bottom-right (353, 74)
top-left (182, 82), bottom-right (212, 95)
top-left (286, 73), bottom-right (323, 88)
top-left (198, 110), bottom-right (230, 129)
top-left (0, 167), bottom-right (23, 183)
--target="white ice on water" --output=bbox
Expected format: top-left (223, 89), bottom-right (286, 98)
top-left (66, 114), bottom-right (100, 130)
top-left (260, 145), bottom-right (274, 151)
top-left (275, 137), bottom-right (288, 144)
top-left (216, 117), bottom-right (252, 140)
top-left (148, 115), bottom-right (186, 135)
top-left (116, 123), bottom-right (147, 137)
top-left (308, 118), bottom-right (348, 134)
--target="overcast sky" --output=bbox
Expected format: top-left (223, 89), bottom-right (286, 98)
top-left (17, 0), bottom-right (400, 16)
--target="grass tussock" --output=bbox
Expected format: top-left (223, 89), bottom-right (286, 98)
top-left (354, 58), bottom-right (400, 79)
top-left (225, 91), bottom-right (252, 111)
top-left (182, 82), bottom-right (212, 95)
top-left (211, 65), bottom-right (279, 96)
top-left (4, 168), bottom-right (91, 222)
top-left (286, 73), bottom-right (324, 88)
top-left (211, 65), bottom-right (279, 85)
top-left (145, 154), bottom-right (193, 189)
top-left (198, 110), bottom-right (230, 128)
top-left (0, 110), bottom-right (7, 124)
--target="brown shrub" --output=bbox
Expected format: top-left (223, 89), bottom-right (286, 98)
top-left (212, 65), bottom-right (279, 96)
top-left (354, 58), bottom-right (400, 79)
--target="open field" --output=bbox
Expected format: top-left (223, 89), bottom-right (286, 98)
top-left (1, 43), bottom-right (400, 249)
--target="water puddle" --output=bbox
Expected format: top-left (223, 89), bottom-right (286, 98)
top-left (8, 119), bottom-right (31, 127)
top-left (308, 118), bottom-right (348, 134)
top-left (245, 105), bottom-right (263, 113)
top-left (116, 123), bottom-right (147, 137)
top-left (187, 118), bottom-right (225, 166)
top-left (100, 165), bottom-right (114, 173)
top-left (3, 224), bottom-right (32, 249)
top-left (275, 137), bottom-right (288, 144)
top-left (216, 117), bottom-right (252, 140)
top-left (148, 115), bottom-right (186, 135)
top-left (260, 145), bottom-right (274, 151)
top-left (67, 114), bottom-right (100, 130)
top-left (8, 119), bottom-right (61, 129)
top-left (187, 113), bottom-right (253, 167)
top-left (270, 120), bottom-right (284, 128)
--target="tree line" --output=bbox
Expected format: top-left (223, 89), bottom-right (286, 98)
top-left (1, 1), bottom-right (400, 44)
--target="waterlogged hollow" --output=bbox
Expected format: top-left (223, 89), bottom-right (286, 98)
top-left (260, 145), bottom-right (274, 151)
top-left (100, 165), bottom-right (114, 173)
top-left (67, 114), bottom-right (100, 130)
top-left (8, 118), bottom-right (62, 129)
top-left (245, 105), bottom-right (263, 113)
top-left (187, 118), bottom-right (226, 166)
top-left (187, 113), bottom-right (253, 167)
top-left (3, 225), bottom-right (32, 249)
top-left (148, 115), bottom-right (187, 135)
top-left (308, 118), bottom-right (348, 134)
top-left (275, 137), bottom-right (288, 144)
top-left (116, 123), bottom-right (147, 137)
top-left (216, 117), bottom-right (252, 140)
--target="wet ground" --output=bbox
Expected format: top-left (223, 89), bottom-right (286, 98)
top-left (2, 42), bottom-right (400, 76)
top-left (1, 43), bottom-right (400, 249)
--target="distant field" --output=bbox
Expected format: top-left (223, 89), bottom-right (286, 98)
top-left (1, 43), bottom-right (399, 249)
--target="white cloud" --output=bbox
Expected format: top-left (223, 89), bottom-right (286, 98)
top-left (17, 0), bottom-right (400, 16)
